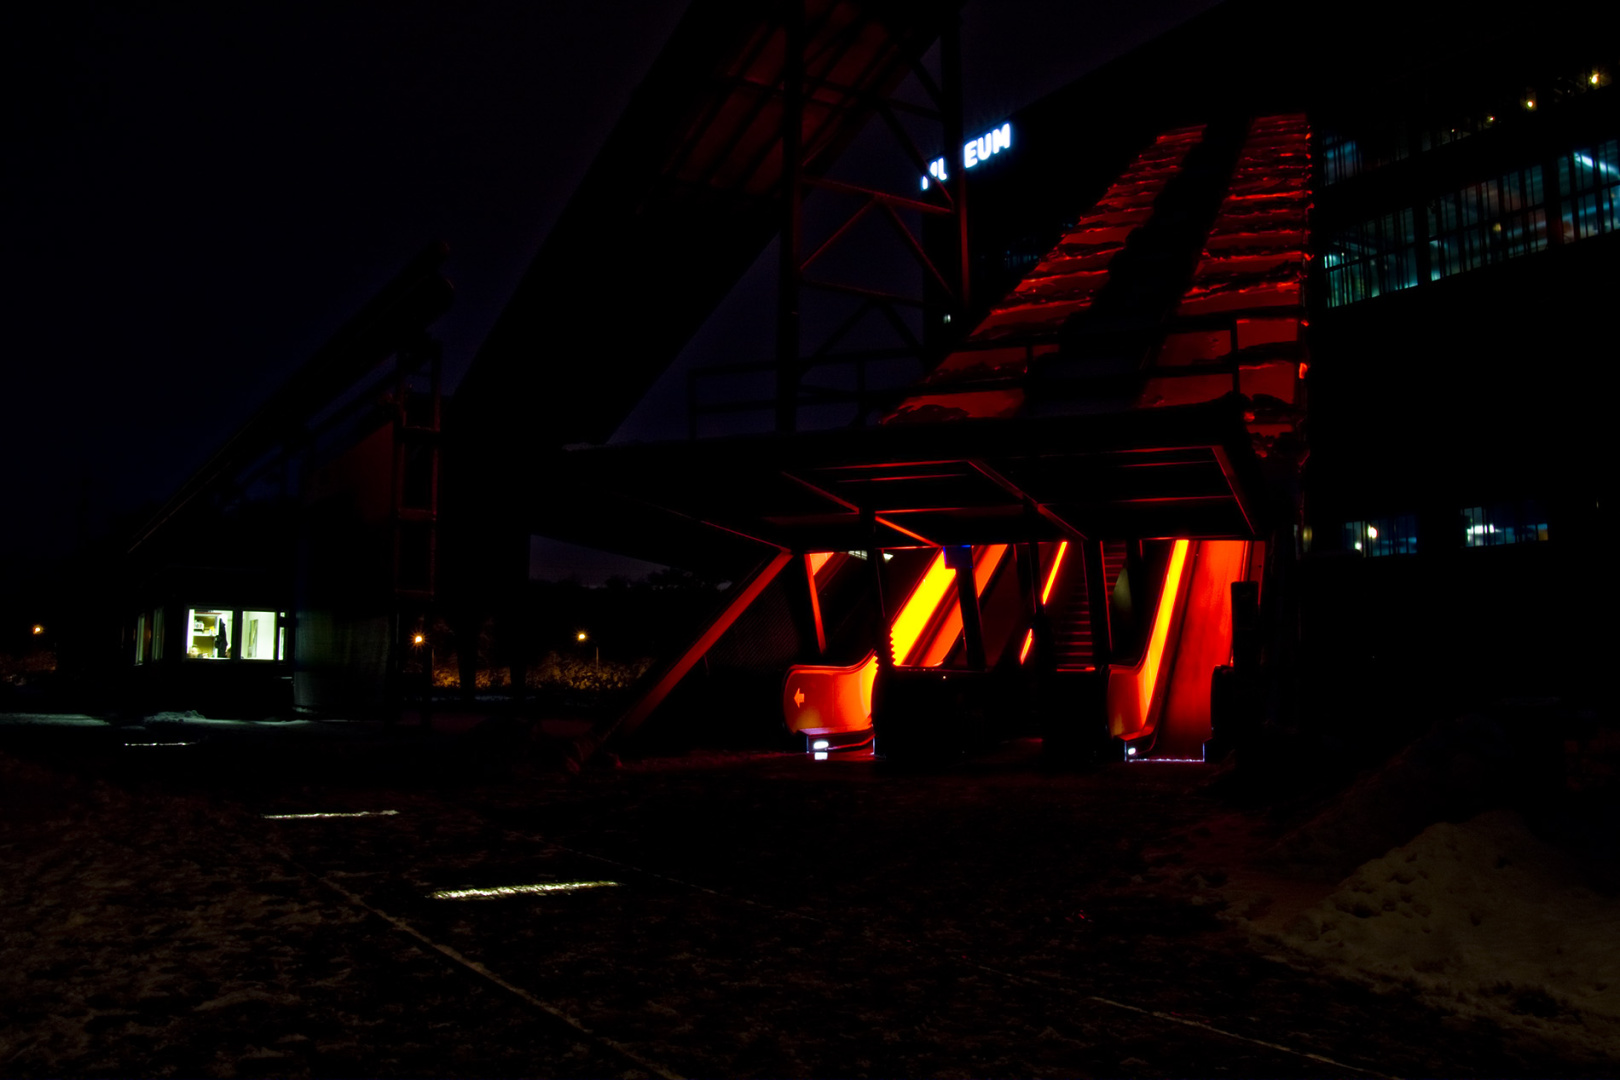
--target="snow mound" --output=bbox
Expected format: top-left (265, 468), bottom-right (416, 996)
top-left (1267, 711), bottom-right (1539, 879)
top-left (144, 710), bottom-right (207, 724)
top-left (1279, 810), bottom-right (1620, 1060)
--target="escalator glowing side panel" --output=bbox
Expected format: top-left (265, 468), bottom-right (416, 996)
top-left (783, 652), bottom-right (880, 738)
top-left (1041, 540), bottom-right (1069, 605)
top-left (783, 544), bottom-right (1011, 737)
top-left (890, 551), bottom-right (956, 666)
top-left (912, 544), bottom-right (1008, 668)
top-left (1152, 539), bottom-right (1249, 758)
top-left (1108, 539), bottom-right (1191, 740)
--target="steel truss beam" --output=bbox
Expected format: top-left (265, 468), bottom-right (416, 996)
top-left (770, 1), bottom-right (968, 434)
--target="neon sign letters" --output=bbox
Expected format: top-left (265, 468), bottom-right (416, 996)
top-left (921, 122), bottom-right (1012, 189)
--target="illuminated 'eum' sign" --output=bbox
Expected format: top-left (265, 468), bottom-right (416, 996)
top-left (921, 123), bottom-right (1013, 189)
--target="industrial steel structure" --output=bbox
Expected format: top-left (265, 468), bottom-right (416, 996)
top-left (112, 0), bottom-right (1612, 768)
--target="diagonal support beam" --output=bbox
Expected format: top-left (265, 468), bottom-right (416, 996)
top-left (571, 551), bottom-right (795, 765)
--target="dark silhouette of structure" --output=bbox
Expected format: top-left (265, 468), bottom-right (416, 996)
top-left (108, 0), bottom-right (1612, 770)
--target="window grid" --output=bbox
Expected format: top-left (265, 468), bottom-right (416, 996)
top-left (1557, 139), bottom-right (1620, 241)
top-left (1322, 209), bottom-right (1419, 307)
top-left (1321, 133), bottom-right (1363, 186)
top-left (1343, 514), bottom-right (1418, 557)
top-left (1427, 166), bottom-right (1547, 281)
top-left (1464, 503), bottom-right (1549, 547)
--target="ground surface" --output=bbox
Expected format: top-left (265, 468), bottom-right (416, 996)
top-left (0, 713), bottom-right (1614, 1078)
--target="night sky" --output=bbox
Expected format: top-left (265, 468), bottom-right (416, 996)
top-left (3, 0), bottom-right (1219, 583)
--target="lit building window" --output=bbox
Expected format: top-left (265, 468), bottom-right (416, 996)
top-left (1343, 515), bottom-right (1418, 557)
top-left (1463, 503), bottom-right (1549, 547)
top-left (1322, 210), bottom-right (1419, 307)
top-left (186, 609), bottom-right (231, 659)
top-left (1321, 133), bottom-right (1363, 185)
top-left (240, 611), bottom-right (278, 661)
top-left (181, 608), bottom-right (286, 661)
top-left (1428, 166), bottom-right (1547, 281)
top-left (1325, 160), bottom-right (1568, 307)
top-left (1557, 139), bottom-right (1620, 242)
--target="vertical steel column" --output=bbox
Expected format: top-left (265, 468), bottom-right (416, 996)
top-left (388, 334), bottom-right (443, 726)
top-left (783, 551), bottom-right (827, 660)
top-left (1022, 536), bottom-right (1052, 669)
top-left (949, 545), bottom-right (988, 671)
top-left (863, 510), bottom-right (892, 670)
top-left (939, 11), bottom-right (969, 316)
top-left (775, 1), bottom-right (805, 434)
top-left (1082, 540), bottom-right (1113, 668)
top-left (1123, 539), bottom-right (1146, 657)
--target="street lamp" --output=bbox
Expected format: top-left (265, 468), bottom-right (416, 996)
top-left (577, 630), bottom-right (598, 670)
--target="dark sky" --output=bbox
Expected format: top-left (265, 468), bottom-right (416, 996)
top-left (3, 0), bottom-right (1219, 581)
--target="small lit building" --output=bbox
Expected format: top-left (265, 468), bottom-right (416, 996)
top-left (117, 245), bottom-right (450, 719)
top-left (125, 563), bottom-right (291, 718)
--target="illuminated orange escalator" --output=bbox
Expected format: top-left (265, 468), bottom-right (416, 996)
top-left (781, 545), bottom-right (1009, 744)
top-left (1108, 539), bottom-right (1252, 760)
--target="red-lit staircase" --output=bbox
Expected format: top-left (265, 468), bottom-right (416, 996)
top-left (1050, 542), bottom-right (1128, 671)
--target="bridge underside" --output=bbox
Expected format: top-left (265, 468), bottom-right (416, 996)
top-left (568, 398), bottom-right (1268, 552)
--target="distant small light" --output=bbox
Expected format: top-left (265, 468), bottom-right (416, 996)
top-left (1126, 745), bottom-right (1138, 756)
top-left (430, 881), bottom-right (619, 901)
top-left (1592, 72), bottom-right (1602, 86)
top-left (881, 552), bottom-right (893, 561)
top-left (942, 314), bottom-right (952, 324)
top-left (814, 751), bottom-right (829, 761)
top-left (412, 633), bottom-right (425, 645)
top-left (1485, 115), bottom-right (1496, 124)
top-left (812, 739), bottom-right (830, 750)
top-left (576, 631), bottom-right (588, 641)
top-left (1354, 541), bottom-right (1363, 551)
top-left (1366, 525), bottom-right (1378, 539)
top-left (31, 624), bottom-right (44, 636)
top-left (1524, 98), bottom-right (1536, 110)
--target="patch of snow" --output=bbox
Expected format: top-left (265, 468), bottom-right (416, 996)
top-left (0, 713), bottom-right (108, 727)
top-left (143, 710), bottom-right (208, 724)
top-left (1275, 810), bottom-right (1620, 1061)
top-left (194, 989), bottom-right (294, 1012)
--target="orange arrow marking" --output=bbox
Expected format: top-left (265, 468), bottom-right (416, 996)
top-left (794, 688), bottom-right (805, 708)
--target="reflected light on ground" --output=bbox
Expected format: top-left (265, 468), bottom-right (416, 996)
top-left (430, 881), bottom-right (621, 901)
top-left (262, 810), bottom-right (401, 820)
